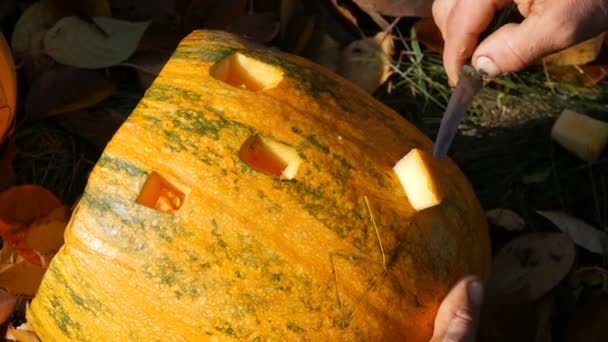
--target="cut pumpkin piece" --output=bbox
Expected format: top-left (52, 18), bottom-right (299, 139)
top-left (551, 109), bottom-right (608, 161)
top-left (210, 52), bottom-right (284, 91)
top-left (239, 134), bottom-right (302, 180)
top-left (393, 148), bottom-right (443, 211)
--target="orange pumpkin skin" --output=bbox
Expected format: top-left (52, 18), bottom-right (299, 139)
top-left (0, 32), bottom-right (17, 143)
top-left (27, 30), bottom-right (491, 341)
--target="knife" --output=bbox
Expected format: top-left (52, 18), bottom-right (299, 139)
top-left (432, 64), bottom-right (484, 158)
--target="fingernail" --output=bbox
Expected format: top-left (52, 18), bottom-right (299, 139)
top-left (474, 56), bottom-right (499, 77)
top-left (468, 280), bottom-right (484, 306)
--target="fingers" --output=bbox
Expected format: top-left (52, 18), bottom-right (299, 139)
top-left (430, 276), bottom-right (484, 342)
top-left (471, 3), bottom-right (581, 77)
top-left (433, 0), bottom-right (511, 85)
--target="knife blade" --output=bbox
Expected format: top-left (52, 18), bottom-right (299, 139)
top-left (433, 64), bottom-right (484, 158)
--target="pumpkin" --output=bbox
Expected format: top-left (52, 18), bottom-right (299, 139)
top-left (0, 32), bottom-right (17, 143)
top-left (27, 30), bottom-right (491, 341)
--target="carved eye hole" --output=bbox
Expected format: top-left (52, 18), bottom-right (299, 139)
top-left (210, 52), bottom-right (284, 91)
top-left (238, 134), bottom-right (302, 180)
top-left (136, 171), bottom-right (185, 214)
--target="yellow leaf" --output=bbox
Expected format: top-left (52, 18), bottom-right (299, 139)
top-left (543, 32), bottom-right (606, 66)
top-left (337, 30), bottom-right (394, 93)
top-left (43, 16), bottom-right (151, 68)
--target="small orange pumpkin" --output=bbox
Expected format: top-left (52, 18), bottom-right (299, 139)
top-left (0, 32), bottom-right (17, 143)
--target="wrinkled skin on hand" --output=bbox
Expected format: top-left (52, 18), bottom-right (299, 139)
top-left (432, 0), bottom-right (608, 85)
top-left (430, 277), bottom-right (484, 342)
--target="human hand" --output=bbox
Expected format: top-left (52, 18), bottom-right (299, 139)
top-left (432, 0), bottom-right (608, 85)
top-left (430, 277), bottom-right (484, 342)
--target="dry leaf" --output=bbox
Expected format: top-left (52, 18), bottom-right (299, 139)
top-left (0, 244), bottom-right (48, 297)
top-left (546, 64), bottom-right (608, 86)
top-left (44, 16), bottom-right (151, 68)
top-left (486, 208), bottom-right (525, 231)
top-left (10, 1), bottom-right (58, 58)
top-left (486, 232), bottom-right (575, 301)
top-left (6, 323), bottom-right (41, 342)
top-left (25, 64), bottom-right (115, 120)
top-left (0, 289), bottom-right (18, 325)
top-left (330, 0), bottom-right (359, 28)
top-left (227, 11), bottom-right (280, 43)
top-left (0, 140), bottom-right (16, 191)
top-left (0, 185), bottom-right (62, 225)
top-left (537, 211), bottom-right (608, 254)
top-left (543, 32), bottom-right (606, 66)
top-left (25, 206), bottom-right (69, 256)
top-left (414, 17), bottom-right (444, 54)
top-left (337, 30), bottom-right (394, 93)
top-left (59, 109), bottom-right (128, 148)
top-left (352, 0), bottom-right (433, 18)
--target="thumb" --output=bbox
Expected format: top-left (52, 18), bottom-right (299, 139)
top-left (471, 16), bottom-right (570, 76)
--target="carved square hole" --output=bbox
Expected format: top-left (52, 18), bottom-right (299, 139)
top-left (210, 52), bottom-right (284, 91)
top-left (238, 134), bottom-right (302, 180)
top-left (136, 171), bottom-right (185, 214)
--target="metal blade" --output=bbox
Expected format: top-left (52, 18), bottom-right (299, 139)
top-left (433, 65), bottom-right (484, 158)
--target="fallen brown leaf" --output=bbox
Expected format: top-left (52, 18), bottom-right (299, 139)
top-left (546, 64), bottom-right (608, 86)
top-left (352, 0), bottom-right (433, 18)
top-left (486, 208), bottom-right (525, 231)
top-left (0, 185), bottom-right (62, 226)
top-left (486, 232), bottom-right (576, 301)
top-left (0, 243), bottom-right (48, 297)
top-left (330, 0), bottom-right (359, 28)
top-left (543, 32), bottom-right (606, 66)
top-left (337, 30), bottom-right (394, 93)
top-left (0, 289), bottom-right (18, 325)
top-left (10, 1), bottom-right (59, 58)
top-left (25, 65), bottom-right (115, 120)
top-left (6, 323), bottom-right (41, 342)
top-left (43, 16), bottom-right (151, 68)
top-left (537, 211), bottom-right (608, 254)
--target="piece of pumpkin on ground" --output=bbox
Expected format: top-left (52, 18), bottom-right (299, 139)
top-left (393, 148), bottom-right (443, 211)
top-left (551, 109), bottom-right (608, 161)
